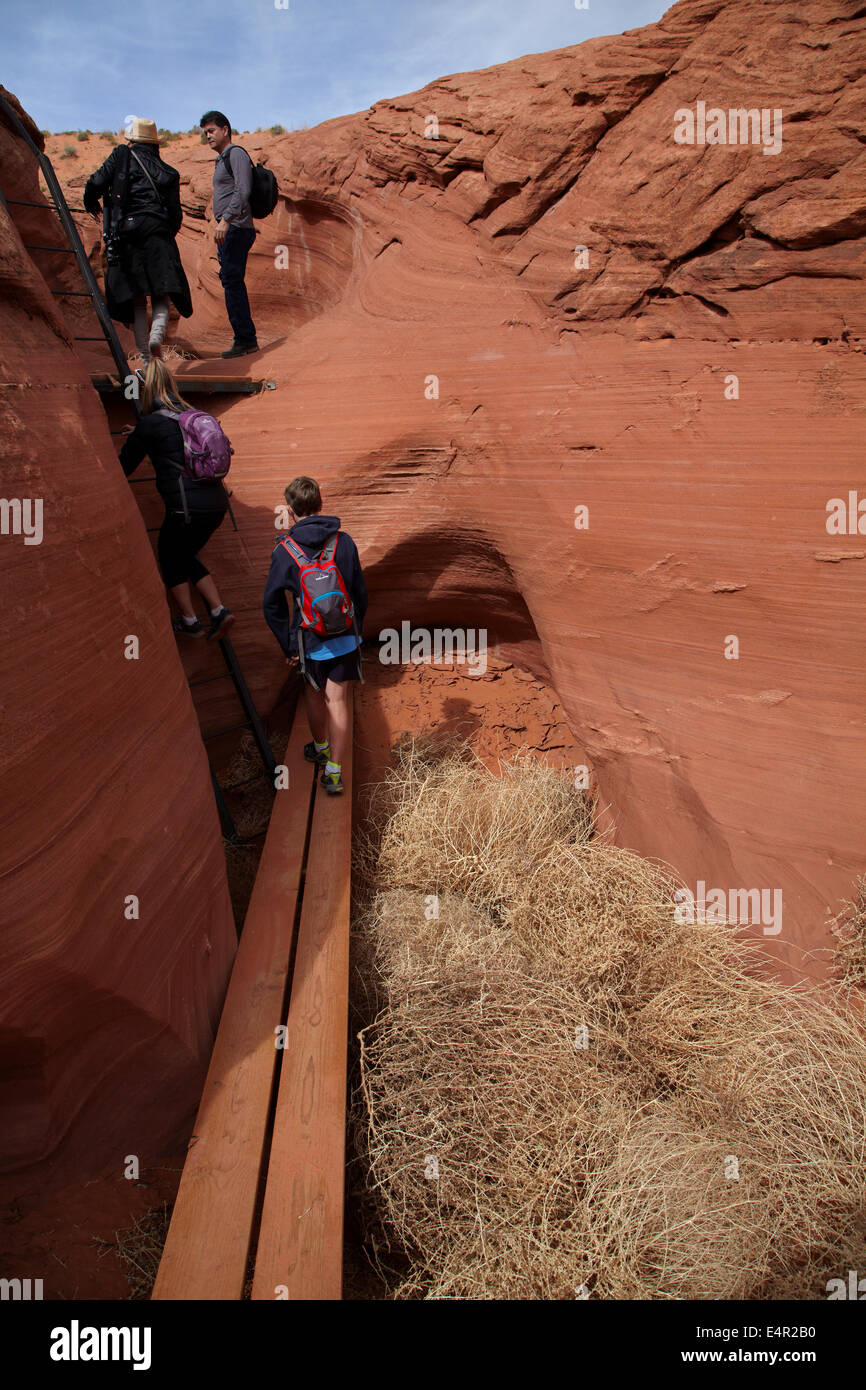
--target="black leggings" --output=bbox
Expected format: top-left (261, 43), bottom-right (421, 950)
top-left (158, 509), bottom-right (226, 588)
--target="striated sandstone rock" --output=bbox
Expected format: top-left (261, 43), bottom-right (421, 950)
top-left (0, 92), bottom-right (237, 1178)
top-left (353, 655), bottom-right (588, 807)
top-left (21, 0), bottom-right (866, 991)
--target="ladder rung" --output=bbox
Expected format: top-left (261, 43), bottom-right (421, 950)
top-left (203, 722), bottom-right (253, 740)
top-left (188, 672), bottom-right (232, 687)
top-left (8, 198), bottom-right (57, 208)
top-left (23, 243), bottom-right (75, 253)
top-left (74, 336), bottom-right (108, 341)
top-left (51, 288), bottom-right (91, 297)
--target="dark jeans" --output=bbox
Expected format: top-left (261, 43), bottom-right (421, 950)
top-left (217, 225), bottom-right (257, 344)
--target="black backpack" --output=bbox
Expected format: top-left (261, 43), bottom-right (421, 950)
top-left (219, 145), bottom-right (278, 219)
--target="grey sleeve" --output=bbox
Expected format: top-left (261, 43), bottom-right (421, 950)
top-left (222, 146), bottom-right (253, 223)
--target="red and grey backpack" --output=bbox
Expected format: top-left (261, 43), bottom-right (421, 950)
top-left (281, 533), bottom-right (355, 636)
top-left (281, 533), bottom-right (360, 688)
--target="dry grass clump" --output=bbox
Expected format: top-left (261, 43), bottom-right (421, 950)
top-left (829, 875), bottom-right (866, 990)
top-left (355, 739), bottom-right (594, 906)
top-left (113, 1204), bottom-right (172, 1299)
top-left (220, 728), bottom-right (284, 838)
top-left (349, 742), bottom-right (866, 1300)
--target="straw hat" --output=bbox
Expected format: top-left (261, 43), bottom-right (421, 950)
top-left (123, 115), bottom-right (159, 144)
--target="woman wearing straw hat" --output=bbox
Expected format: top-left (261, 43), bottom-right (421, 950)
top-left (84, 116), bottom-right (192, 367)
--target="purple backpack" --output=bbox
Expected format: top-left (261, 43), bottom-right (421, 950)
top-left (158, 407), bottom-right (233, 480)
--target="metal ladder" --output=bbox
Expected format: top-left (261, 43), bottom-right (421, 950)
top-left (0, 92), bottom-right (273, 832)
top-left (0, 90), bottom-right (135, 396)
top-left (189, 635), bottom-right (278, 843)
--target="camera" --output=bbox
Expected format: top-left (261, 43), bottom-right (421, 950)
top-left (104, 230), bottom-right (122, 266)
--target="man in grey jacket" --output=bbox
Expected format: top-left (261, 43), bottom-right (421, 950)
top-left (200, 109), bottom-right (259, 357)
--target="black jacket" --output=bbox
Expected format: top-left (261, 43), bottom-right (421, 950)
top-left (119, 399), bottom-right (228, 516)
top-left (263, 514), bottom-right (367, 658)
top-left (84, 143), bottom-right (183, 237)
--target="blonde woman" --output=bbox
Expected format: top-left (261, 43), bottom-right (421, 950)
top-left (119, 360), bottom-right (234, 639)
top-left (85, 117), bottom-right (192, 365)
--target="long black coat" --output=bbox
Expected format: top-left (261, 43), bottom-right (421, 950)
top-left (84, 143), bottom-right (192, 323)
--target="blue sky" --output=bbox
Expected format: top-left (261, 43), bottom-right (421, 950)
top-left (2, 0), bottom-right (668, 134)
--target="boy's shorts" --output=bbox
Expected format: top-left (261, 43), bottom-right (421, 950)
top-left (304, 649), bottom-right (361, 685)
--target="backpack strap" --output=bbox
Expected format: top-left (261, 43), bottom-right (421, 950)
top-left (128, 145), bottom-right (165, 208)
top-left (281, 535), bottom-right (310, 567)
top-left (152, 408), bottom-right (190, 521)
top-left (219, 144), bottom-right (254, 180)
top-left (319, 532), bottom-right (339, 564)
top-left (278, 540), bottom-right (320, 687)
top-left (155, 404), bottom-right (186, 441)
top-left (281, 531), bottom-right (339, 566)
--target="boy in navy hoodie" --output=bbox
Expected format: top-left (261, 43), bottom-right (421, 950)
top-left (263, 476), bottom-right (367, 795)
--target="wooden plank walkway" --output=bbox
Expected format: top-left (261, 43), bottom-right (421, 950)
top-left (251, 692), bottom-right (352, 1301)
top-left (152, 711), bottom-right (314, 1300)
top-left (152, 691), bottom-right (353, 1301)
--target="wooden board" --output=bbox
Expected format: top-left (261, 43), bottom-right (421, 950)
top-left (91, 372), bottom-right (274, 396)
top-left (151, 711), bottom-right (314, 1300)
top-left (179, 336), bottom-right (287, 367)
top-left (250, 691), bottom-right (353, 1301)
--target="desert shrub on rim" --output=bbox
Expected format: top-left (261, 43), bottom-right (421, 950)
top-left (349, 742), bottom-right (866, 1299)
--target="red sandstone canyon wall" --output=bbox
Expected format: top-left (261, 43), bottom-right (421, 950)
top-left (0, 92), bottom-right (238, 1178)
top-left (9, 0), bottom-right (866, 1041)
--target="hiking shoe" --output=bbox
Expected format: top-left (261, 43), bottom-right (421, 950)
top-left (206, 606), bottom-right (235, 641)
top-left (221, 341), bottom-right (259, 358)
top-left (172, 616), bottom-right (204, 637)
top-left (304, 740), bottom-right (331, 766)
top-left (320, 767), bottom-right (344, 795)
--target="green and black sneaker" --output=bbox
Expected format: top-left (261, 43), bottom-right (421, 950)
top-left (304, 740), bottom-right (331, 766)
top-left (320, 765), bottom-right (344, 795)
